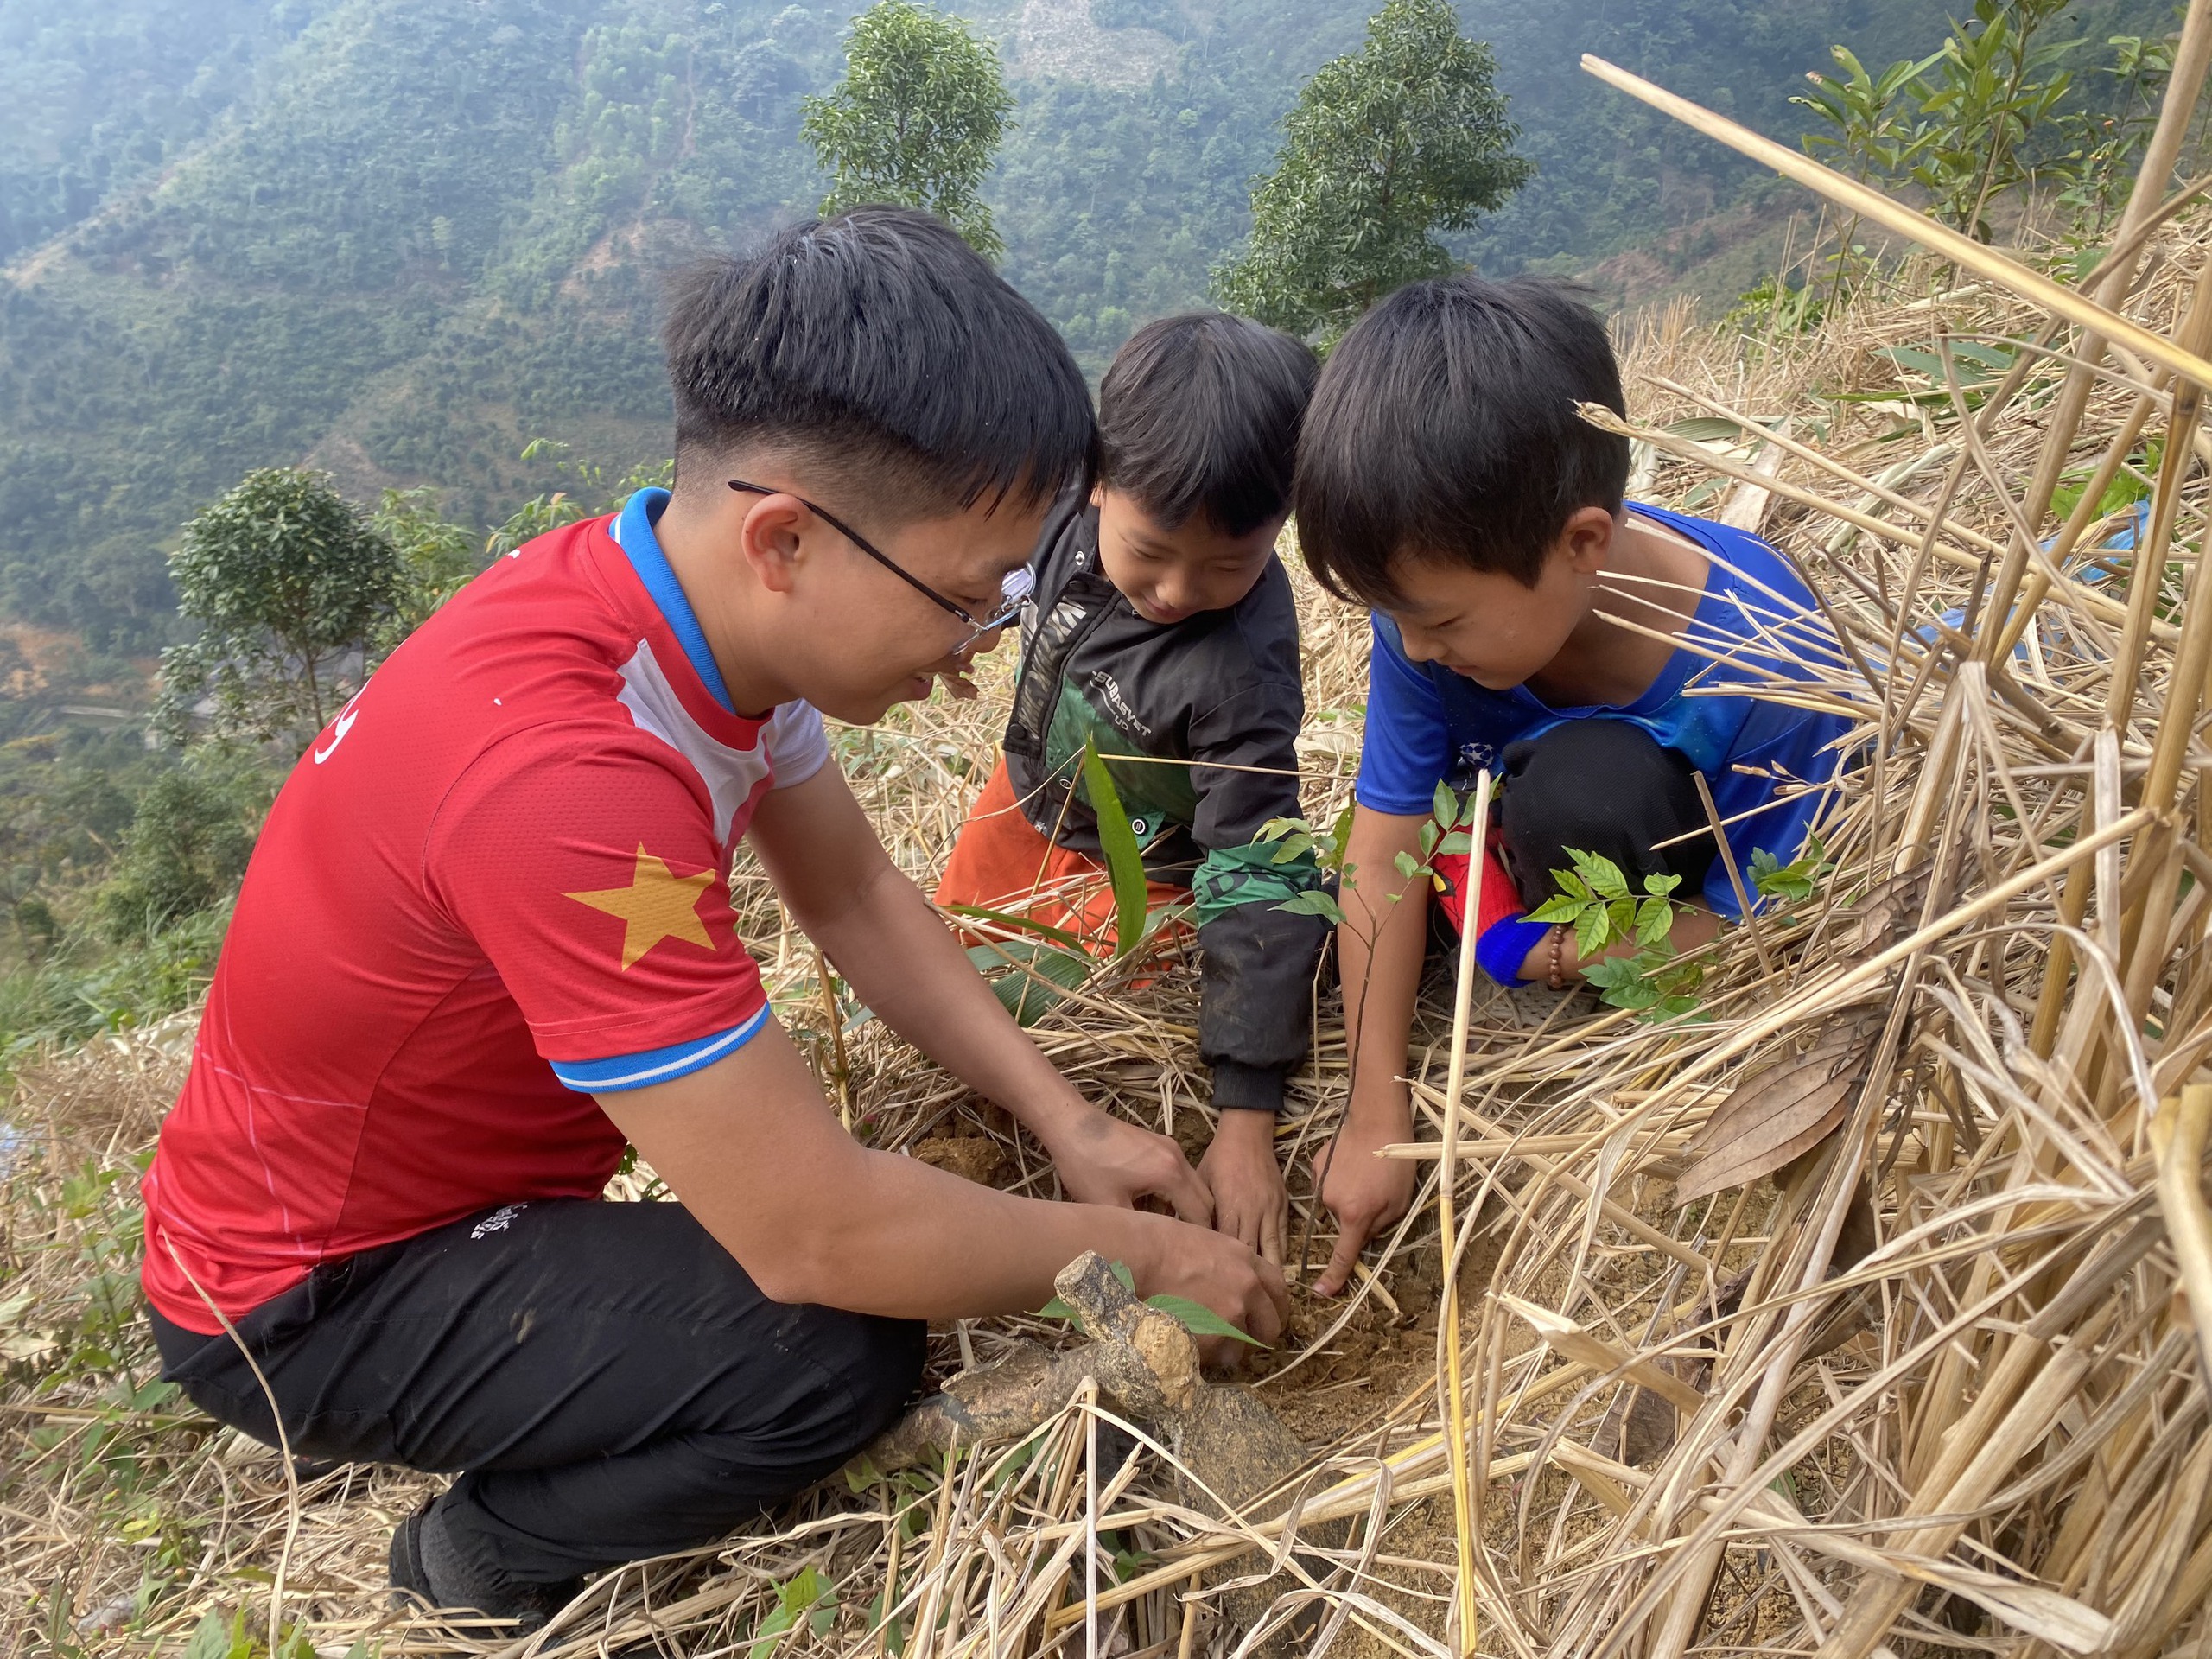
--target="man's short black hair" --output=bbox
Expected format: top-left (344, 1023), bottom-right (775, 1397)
top-left (1294, 275), bottom-right (1630, 600)
top-left (664, 207), bottom-right (1096, 518)
top-left (1098, 312), bottom-right (1317, 539)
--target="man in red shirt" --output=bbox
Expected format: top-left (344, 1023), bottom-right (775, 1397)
top-left (143, 208), bottom-right (1287, 1624)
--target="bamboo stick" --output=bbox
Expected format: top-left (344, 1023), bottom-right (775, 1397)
top-left (1434, 766), bottom-right (1492, 1657)
top-left (1579, 55), bottom-right (2212, 390)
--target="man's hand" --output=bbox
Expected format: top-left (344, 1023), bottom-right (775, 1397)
top-left (1199, 1110), bottom-right (1288, 1266)
top-left (1313, 1109), bottom-right (1418, 1296)
top-left (1040, 1104), bottom-right (1214, 1221)
top-left (1135, 1222), bottom-right (1291, 1355)
top-left (751, 770), bottom-right (1209, 1222)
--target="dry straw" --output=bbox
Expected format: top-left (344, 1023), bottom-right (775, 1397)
top-left (16, 35), bottom-right (2212, 1657)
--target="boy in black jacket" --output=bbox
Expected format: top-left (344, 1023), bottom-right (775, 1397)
top-left (938, 313), bottom-right (1325, 1263)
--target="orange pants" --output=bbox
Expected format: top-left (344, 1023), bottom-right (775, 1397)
top-left (937, 758), bottom-right (1188, 956)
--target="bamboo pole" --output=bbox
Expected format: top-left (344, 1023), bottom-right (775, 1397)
top-left (1434, 766), bottom-right (1492, 1657)
top-left (1578, 54), bottom-right (2212, 390)
top-left (1996, 0), bottom-right (2212, 635)
top-left (2030, 253), bottom-right (2212, 1053)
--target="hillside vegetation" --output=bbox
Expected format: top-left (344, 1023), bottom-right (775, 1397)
top-left (0, 0), bottom-right (2172, 655)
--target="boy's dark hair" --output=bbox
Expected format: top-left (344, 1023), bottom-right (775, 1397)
top-left (1294, 276), bottom-right (1630, 601)
top-left (664, 207), bottom-right (1096, 518)
top-left (1098, 312), bottom-right (1317, 538)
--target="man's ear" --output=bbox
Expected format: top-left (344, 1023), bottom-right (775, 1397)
top-left (1559, 505), bottom-right (1620, 576)
top-left (736, 493), bottom-right (810, 596)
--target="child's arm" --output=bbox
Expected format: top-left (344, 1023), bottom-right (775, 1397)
top-left (1185, 684), bottom-right (1328, 1264)
top-left (1509, 904), bottom-right (1721, 983)
top-left (1316, 802), bottom-right (1430, 1295)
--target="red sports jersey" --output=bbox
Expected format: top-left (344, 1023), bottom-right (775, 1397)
top-left (143, 491), bottom-right (830, 1332)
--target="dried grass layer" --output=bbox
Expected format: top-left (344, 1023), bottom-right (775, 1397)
top-left (19, 221), bottom-right (2212, 1659)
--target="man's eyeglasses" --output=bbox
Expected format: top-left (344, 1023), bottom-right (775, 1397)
top-left (728, 480), bottom-right (1032, 654)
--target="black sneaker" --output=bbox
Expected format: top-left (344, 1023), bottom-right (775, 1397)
top-left (387, 1496), bottom-right (580, 1631)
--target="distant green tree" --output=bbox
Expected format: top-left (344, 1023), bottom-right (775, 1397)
top-left (371, 486), bottom-right (481, 646)
top-left (1212, 0), bottom-right (1529, 345)
top-left (94, 766), bottom-right (257, 941)
top-left (800, 0), bottom-right (1014, 258)
top-left (1903, 0), bottom-right (2077, 242)
top-left (156, 468), bottom-right (401, 748)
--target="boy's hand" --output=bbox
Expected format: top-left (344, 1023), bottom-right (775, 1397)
top-left (1039, 1103), bottom-right (1215, 1222)
top-left (1313, 1109), bottom-right (1418, 1295)
top-left (1199, 1110), bottom-right (1288, 1266)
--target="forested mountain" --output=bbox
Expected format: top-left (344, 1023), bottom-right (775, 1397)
top-left (0, 0), bottom-right (2177, 648)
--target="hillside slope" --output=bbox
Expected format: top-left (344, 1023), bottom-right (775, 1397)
top-left (0, 0), bottom-right (2173, 648)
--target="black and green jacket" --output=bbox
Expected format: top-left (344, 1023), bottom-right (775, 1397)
top-left (1002, 493), bottom-right (1326, 1114)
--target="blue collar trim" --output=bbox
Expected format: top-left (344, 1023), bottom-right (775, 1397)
top-left (612, 488), bottom-right (734, 714)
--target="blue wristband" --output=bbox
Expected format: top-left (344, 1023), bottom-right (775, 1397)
top-left (1474, 912), bottom-right (1554, 986)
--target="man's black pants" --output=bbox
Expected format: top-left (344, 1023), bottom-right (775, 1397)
top-left (149, 1198), bottom-right (925, 1587)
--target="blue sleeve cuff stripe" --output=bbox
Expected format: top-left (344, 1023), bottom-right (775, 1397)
top-left (550, 1005), bottom-right (772, 1093)
top-left (1475, 914), bottom-right (1552, 986)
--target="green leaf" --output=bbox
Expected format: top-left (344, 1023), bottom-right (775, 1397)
top-left (1573, 906), bottom-right (1610, 961)
top-left (1037, 1294), bottom-right (1079, 1326)
top-left (1431, 780), bottom-right (1458, 828)
top-left (1417, 819), bottom-right (1440, 857)
top-left (1393, 849), bottom-right (1421, 880)
top-left (748, 1605), bottom-right (797, 1659)
top-left (185, 1611), bottom-right (231, 1659)
top-left (1144, 1293), bottom-right (1266, 1346)
top-left (1274, 890), bottom-right (1346, 925)
top-left (969, 939), bottom-right (1091, 1027)
top-left (1552, 869), bottom-right (1592, 903)
top-left (1635, 895), bottom-right (1674, 947)
top-left (1571, 848), bottom-right (1630, 901)
top-left (1436, 830), bottom-right (1472, 855)
top-left (1081, 739), bottom-right (1153, 959)
top-left (1527, 893), bottom-right (1585, 925)
top-left (1330, 803), bottom-right (1356, 856)
top-left (1641, 871), bottom-right (1681, 898)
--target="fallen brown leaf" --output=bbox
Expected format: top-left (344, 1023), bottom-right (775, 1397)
top-left (1674, 1022), bottom-right (1874, 1207)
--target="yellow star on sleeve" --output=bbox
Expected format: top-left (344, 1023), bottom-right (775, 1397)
top-left (564, 845), bottom-right (718, 970)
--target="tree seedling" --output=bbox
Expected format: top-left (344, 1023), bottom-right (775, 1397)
top-left (1528, 849), bottom-right (1707, 1021)
top-left (1750, 836), bottom-right (1832, 906)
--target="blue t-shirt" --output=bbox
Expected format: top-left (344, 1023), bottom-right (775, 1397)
top-left (1354, 503), bottom-right (1851, 920)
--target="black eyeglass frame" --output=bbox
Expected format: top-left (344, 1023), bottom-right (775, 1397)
top-left (728, 479), bottom-right (1030, 654)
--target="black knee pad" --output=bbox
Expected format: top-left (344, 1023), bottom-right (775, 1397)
top-left (1497, 720), bottom-right (1714, 907)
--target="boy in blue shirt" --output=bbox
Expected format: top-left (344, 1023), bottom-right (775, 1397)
top-left (1293, 275), bottom-right (1848, 1295)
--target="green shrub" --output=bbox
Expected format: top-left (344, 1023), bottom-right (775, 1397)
top-left (94, 772), bottom-right (257, 943)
